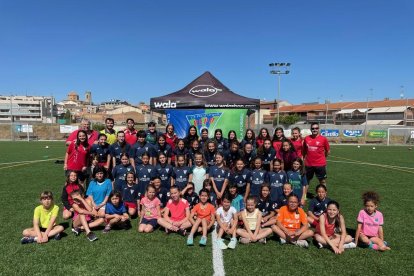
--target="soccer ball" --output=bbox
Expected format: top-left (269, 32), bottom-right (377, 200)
top-left (372, 147), bottom-right (376, 150)
top-left (45, 146), bottom-right (49, 149)
top-left (357, 145), bottom-right (361, 148)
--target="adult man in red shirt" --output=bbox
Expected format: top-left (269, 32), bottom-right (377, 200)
top-left (65, 119), bottom-right (99, 147)
top-left (124, 118), bottom-right (138, 145)
top-left (303, 122), bottom-right (330, 186)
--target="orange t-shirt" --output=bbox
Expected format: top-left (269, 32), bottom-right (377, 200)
top-left (277, 206), bottom-right (307, 231)
top-left (192, 203), bottom-right (215, 221)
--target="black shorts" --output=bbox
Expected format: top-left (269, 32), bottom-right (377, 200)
top-left (140, 218), bottom-right (158, 228)
top-left (305, 166), bottom-right (327, 181)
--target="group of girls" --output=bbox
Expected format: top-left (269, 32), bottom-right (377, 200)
top-left (22, 123), bottom-right (389, 253)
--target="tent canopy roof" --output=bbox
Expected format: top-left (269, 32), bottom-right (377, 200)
top-left (150, 71), bottom-right (260, 110)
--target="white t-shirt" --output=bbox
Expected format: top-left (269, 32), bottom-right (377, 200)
top-left (216, 206), bottom-right (237, 224)
top-left (191, 166), bottom-right (207, 192)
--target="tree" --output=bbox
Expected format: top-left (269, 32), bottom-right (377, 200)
top-left (92, 123), bottom-right (105, 131)
top-left (273, 113), bottom-right (301, 126)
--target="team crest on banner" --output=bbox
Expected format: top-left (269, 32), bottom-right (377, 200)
top-left (186, 112), bottom-right (222, 131)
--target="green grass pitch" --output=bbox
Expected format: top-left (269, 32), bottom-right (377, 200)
top-left (0, 141), bottom-right (413, 275)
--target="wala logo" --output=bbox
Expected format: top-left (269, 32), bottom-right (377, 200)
top-left (189, 85), bottom-right (222, 98)
top-left (153, 100), bottom-right (177, 108)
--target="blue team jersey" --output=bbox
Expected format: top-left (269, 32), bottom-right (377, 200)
top-left (136, 164), bottom-right (157, 194)
top-left (90, 143), bottom-right (111, 163)
top-left (188, 149), bottom-right (200, 164)
top-left (226, 150), bottom-right (242, 169)
top-left (287, 170), bottom-right (308, 200)
top-left (229, 168), bottom-right (251, 196)
top-left (204, 151), bottom-right (217, 167)
top-left (112, 164), bottom-right (135, 191)
top-left (308, 197), bottom-right (331, 217)
top-left (209, 165), bottom-right (230, 191)
top-left (156, 187), bottom-right (170, 208)
top-left (109, 142), bottom-right (131, 165)
top-left (121, 184), bottom-right (140, 203)
top-left (215, 138), bottom-right (228, 152)
top-left (208, 191), bottom-right (217, 207)
top-left (172, 166), bottom-right (190, 190)
top-left (155, 164), bottom-right (173, 189)
top-left (130, 142), bottom-right (155, 165)
top-left (184, 192), bottom-right (199, 209)
top-left (241, 151), bottom-right (256, 168)
top-left (105, 202), bottom-right (127, 215)
top-left (275, 192), bottom-right (293, 209)
top-left (173, 147), bottom-right (189, 160)
top-left (250, 169), bottom-right (268, 197)
top-left (153, 144), bottom-right (173, 158)
top-left (259, 148), bottom-right (276, 170)
top-left (86, 179), bottom-right (112, 205)
top-left (257, 197), bottom-right (278, 217)
top-left (267, 171), bottom-right (288, 202)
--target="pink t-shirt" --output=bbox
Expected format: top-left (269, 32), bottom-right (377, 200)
top-left (140, 196), bottom-right (161, 220)
top-left (357, 209), bottom-right (384, 237)
top-left (166, 198), bottom-right (189, 222)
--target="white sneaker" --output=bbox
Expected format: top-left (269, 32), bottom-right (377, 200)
top-left (317, 242), bottom-right (324, 249)
top-left (217, 238), bottom-right (228, 250)
top-left (280, 238), bottom-right (286, 245)
top-left (295, 240), bottom-right (309, 248)
top-left (227, 237), bottom-right (237, 249)
top-left (344, 242), bottom-right (357, 249)
top-left (258, 238), bottom-right (267, 244)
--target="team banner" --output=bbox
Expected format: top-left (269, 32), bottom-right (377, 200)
top-left (368, 130), bottom-right (387, 138)
top-left (166, 109), bottom-right (247, 138)
top-left (343, 129), bottom-right (364, 137)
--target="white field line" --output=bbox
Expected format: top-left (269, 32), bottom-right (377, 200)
top-left (329, 160), bottom-right (414, 174)
top-left (212, 227), bottom-right (225, 276)
top-left (0, 158), bottom-right (61, 170)
top-left (329, 155), bottom-right (414, 170)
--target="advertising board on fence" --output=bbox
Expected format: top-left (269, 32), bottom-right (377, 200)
top-left (368, 130), bottom-right (387, 138)
top-left (15, 125), bottom-right (33, 133)
top-left (60, 125), bottom-right (79, 134)
top-left (321, 129), bottom-right (340, 137)
top-left (166, 109), bottom-right (247, 138)
top-left (343, 129), bottom-right (363, 137)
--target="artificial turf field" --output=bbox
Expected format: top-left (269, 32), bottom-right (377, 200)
top-left (0, 141), bottom-right (413, 276)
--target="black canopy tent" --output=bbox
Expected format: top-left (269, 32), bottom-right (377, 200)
top-left (150, 71), bottom-right (260, 113)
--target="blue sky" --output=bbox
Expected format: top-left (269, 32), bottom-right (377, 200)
top-left (0, 0), bottom-right (413, 104)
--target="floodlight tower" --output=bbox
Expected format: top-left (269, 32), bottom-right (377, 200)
top-left (269, 63), bottom-right (291, 126)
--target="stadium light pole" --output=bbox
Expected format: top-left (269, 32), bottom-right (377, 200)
top-left (364, 89), bottom-right (373, 142)
top-left (400, 85), bottom-right (408, 126)
top-left (269, 63), bottom-right (290, 126)
top-left (10, 95), bottom-right (14, 141)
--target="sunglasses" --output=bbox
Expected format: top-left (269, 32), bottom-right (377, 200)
top-left (311, 128), bottom-right (319, 130)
